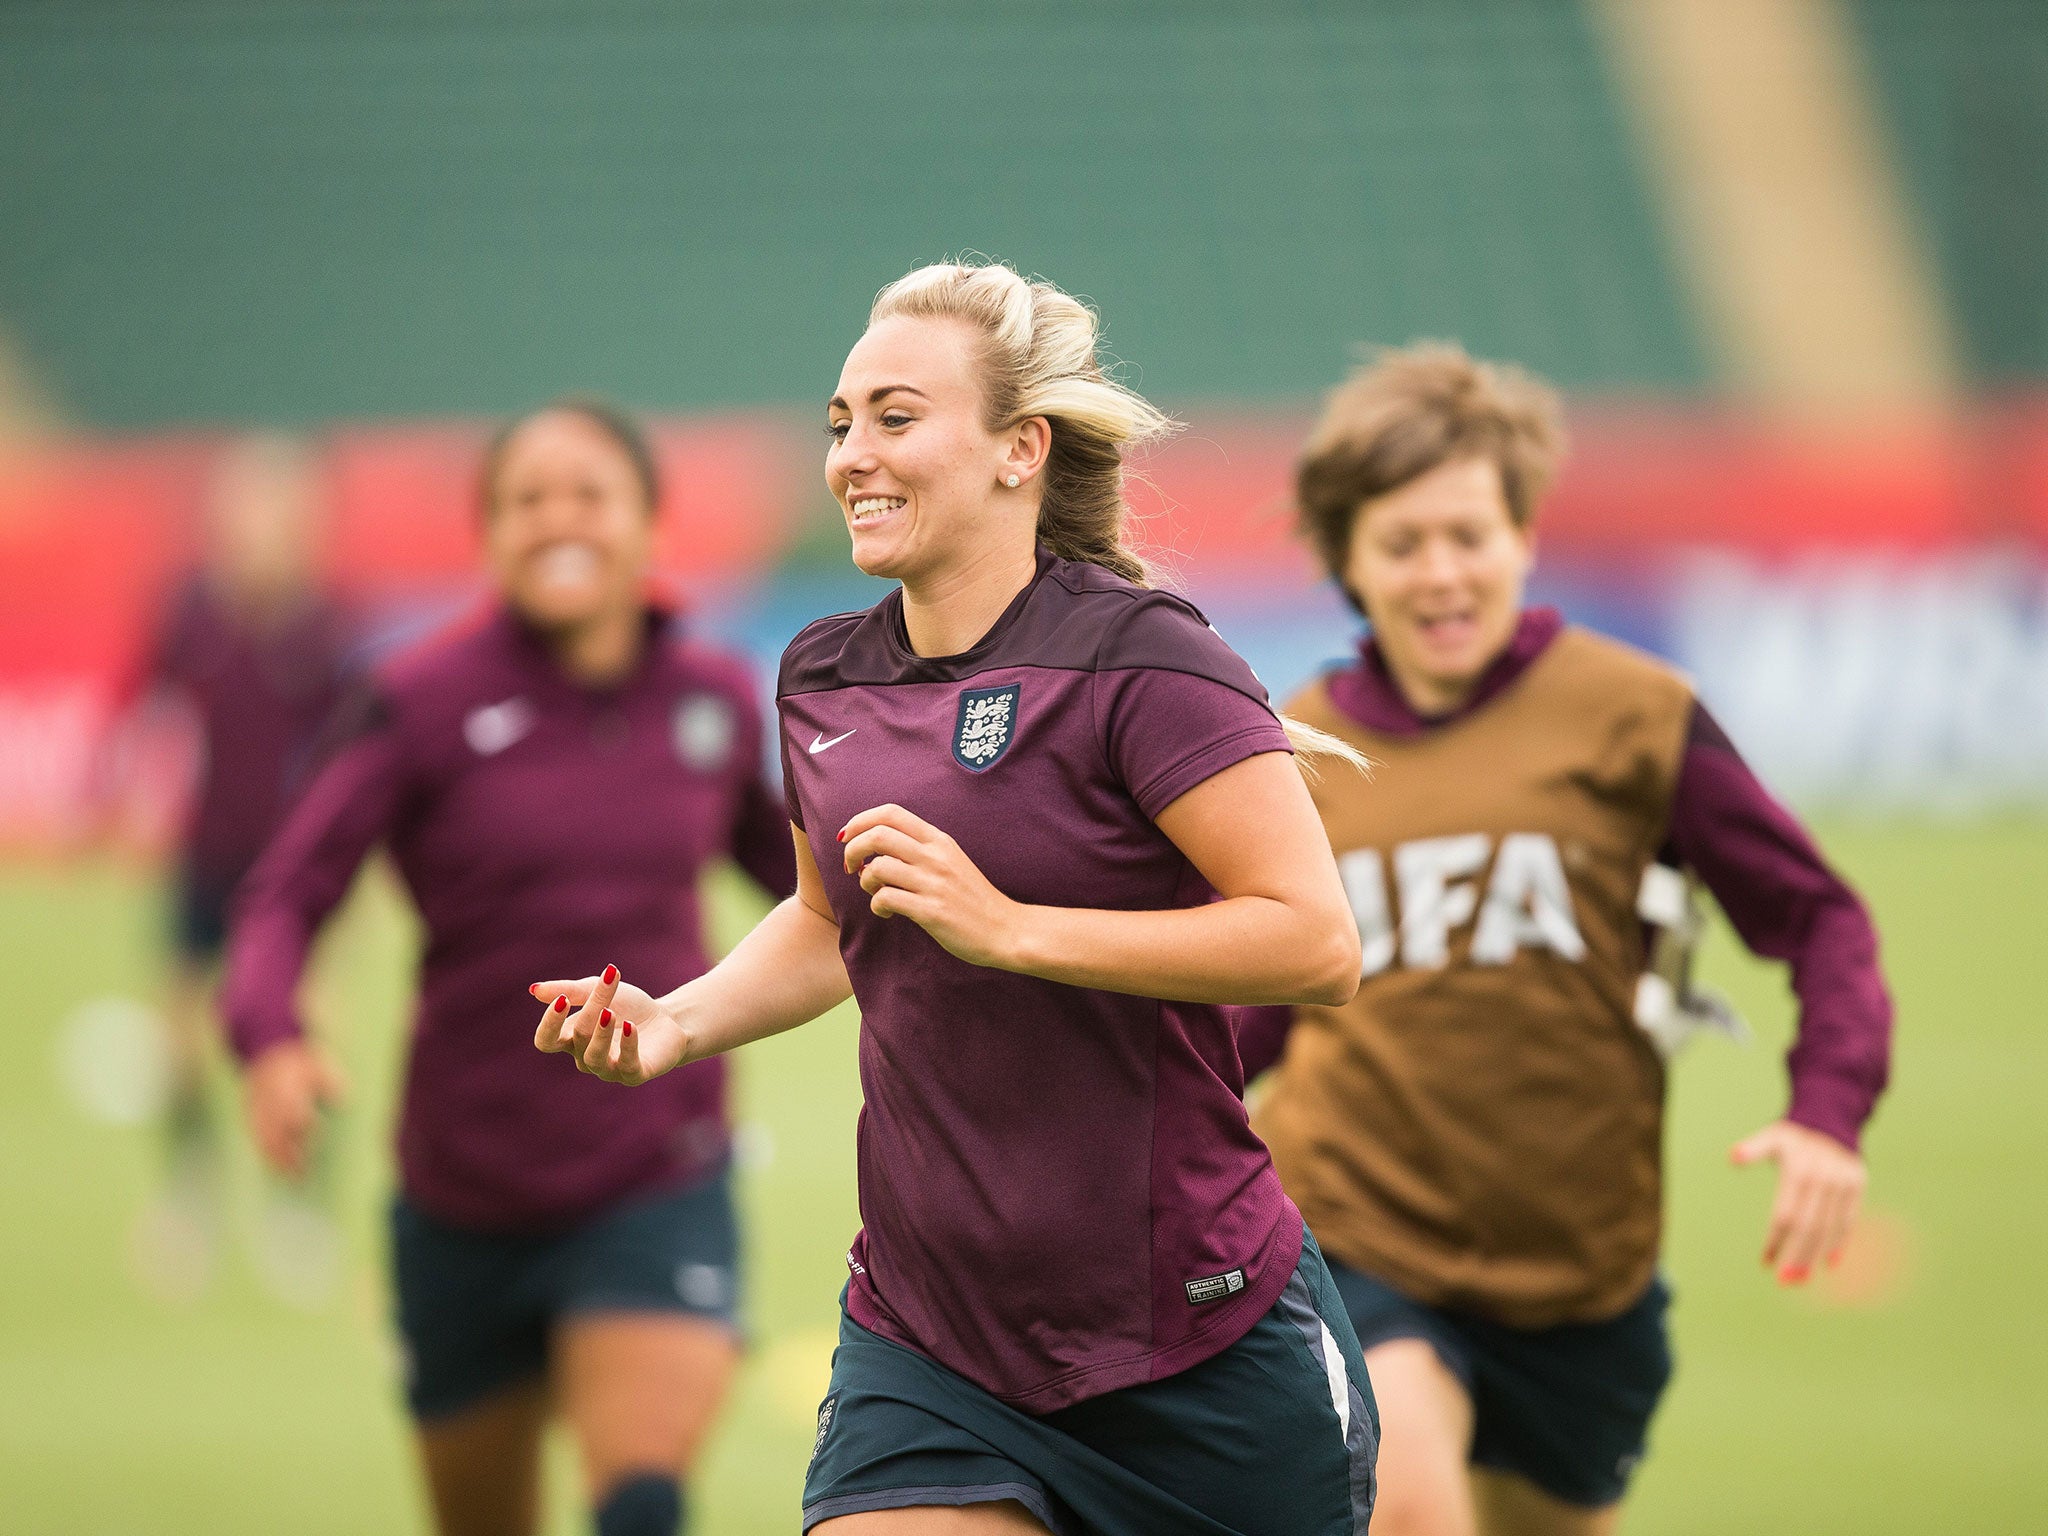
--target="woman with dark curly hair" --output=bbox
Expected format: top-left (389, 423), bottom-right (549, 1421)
top-left (223, 400), bottom-right (794, 1536)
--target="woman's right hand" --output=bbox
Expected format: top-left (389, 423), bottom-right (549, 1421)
top-left (530, 965), bottom-right (692, 1085)
top-left (244, 1038), bottom-right (346, 1179)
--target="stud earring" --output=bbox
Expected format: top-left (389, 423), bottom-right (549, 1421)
top-left (1005, 474), bottom-right (1021, 488)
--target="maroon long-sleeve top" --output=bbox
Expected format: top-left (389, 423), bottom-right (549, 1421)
top-left (1237, 608), bottom-right (1891, 1151)
top-left (222, 605), bottom-right (797, 1231)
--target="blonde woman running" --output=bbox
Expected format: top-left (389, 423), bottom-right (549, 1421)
top-left (536, 263), bottom-right (1377, 1535)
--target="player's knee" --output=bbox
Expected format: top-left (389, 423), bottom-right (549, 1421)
top-left (1368, 1421), bottom-right (1479, 1536)
top-left (1368, 1472), bottom-right (1478, 1536)
top-left (594, 1471), bottom-right (683, 1536)
top-left (1369, 1405), bottom-right (1478, 1536)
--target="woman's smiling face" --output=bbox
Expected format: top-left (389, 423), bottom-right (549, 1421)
top-left (484, 409), bottom-right (653, 634)
top-left (825, 314), bottom-right (1023, 585)
top-left (1343, 454), bottom-right (1534, 715)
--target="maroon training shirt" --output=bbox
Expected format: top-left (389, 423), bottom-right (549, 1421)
top-left (778, 548), bottom-right (1305, 1414)
top-left (141, 576), bottom-right (353, 883)
top-left (1235, 608), bottom-right (1892, 1150)
top-left (222, 605), bottom-right (796, 1232)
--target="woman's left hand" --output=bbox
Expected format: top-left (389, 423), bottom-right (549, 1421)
top-left (840, 804), bottom-right (1024, 970)
top-left (1732, 1118), bottom-right (1868, 1285)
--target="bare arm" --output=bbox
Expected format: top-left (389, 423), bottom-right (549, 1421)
top-left (534, 826), bottom-right (851, 1083)
top-left (840, 750), bottom-right (1360, 1008)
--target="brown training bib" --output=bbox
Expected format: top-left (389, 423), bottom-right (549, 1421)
top-left (1255, 629), bottom-right (1694, 1327)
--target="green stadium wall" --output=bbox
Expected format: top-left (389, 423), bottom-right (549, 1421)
top-left (1, 0), bottom-right (1705, 428)
top-left (1849, 0), bottom-right (2048, 385)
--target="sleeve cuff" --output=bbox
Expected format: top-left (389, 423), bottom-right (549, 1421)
top-left (226, 1011), bottom-right (304, 1066)
top-left (1786, 1070), bottom-right (1877, 1152)
top-left (1132, 724), bottom-right (1293, 820)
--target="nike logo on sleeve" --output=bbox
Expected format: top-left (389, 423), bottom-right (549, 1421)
top-left (808, 729), bottom-right (857, 755)
top-left (463, 697), bottom-right (536, 756)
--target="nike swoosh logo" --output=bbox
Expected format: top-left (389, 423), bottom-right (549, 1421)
top-left (463, 698), bottom-right (535, 756)
top-left (808, 729), bottom-right (857, 755)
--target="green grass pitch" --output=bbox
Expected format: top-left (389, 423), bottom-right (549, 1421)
top-left (1, 821), bottom-right (2043, 1532)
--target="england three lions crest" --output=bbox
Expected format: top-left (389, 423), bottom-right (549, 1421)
top-left (952, 683), bottom-right (1020, 772)
top-left (672, 692), bottom-right (736, 773)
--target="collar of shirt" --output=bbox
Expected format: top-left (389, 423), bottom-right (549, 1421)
top-left (878, 544), bottom-right (1054, 673)
top-left (1326, 606), bottom-right (1565, 737)
top-left (489, 597), bottom-right (682, 701)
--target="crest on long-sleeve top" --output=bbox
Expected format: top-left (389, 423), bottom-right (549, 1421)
top-left (952, 683), bottom-right (1020, 771)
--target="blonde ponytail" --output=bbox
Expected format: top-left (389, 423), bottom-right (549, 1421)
top-left (1278, 716), bottom-right (1375, 781)
top-left (869, 262), bottom-right (1175, 584)
top-left (871, 263), bottom-right (1368, 785)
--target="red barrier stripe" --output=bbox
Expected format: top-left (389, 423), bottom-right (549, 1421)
top-left (0, 417), bottom-right (802, 680)
top-left (1121, 405), bottom-right (2041, 571)
top-left (3, 401), bottom-right (2045, 685)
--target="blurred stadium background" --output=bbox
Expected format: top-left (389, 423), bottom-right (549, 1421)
top-left (2, 2), bottom-right (2044, 1531)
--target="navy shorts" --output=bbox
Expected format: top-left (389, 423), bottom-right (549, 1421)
top-left (390, 1168), bottom-right (741, 1421)
top-left (802, 1228), bottom-right (1376, 1535)
top-left (1328, 1258), bottom-right (1673, 1508)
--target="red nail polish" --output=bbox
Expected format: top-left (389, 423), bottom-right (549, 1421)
top-left (837, 830), bottom-right (846, 843)
top-left (622, 1021), bottom-right (633, 1038)
top-left (600, 1008), bottom-right (613, 1027)
top-left (553, 995), bottom-right (568, 1013)
top-left (603, 964), bottom-right (618, 985)
top-left (528, 983), bottom-right (540, 997)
